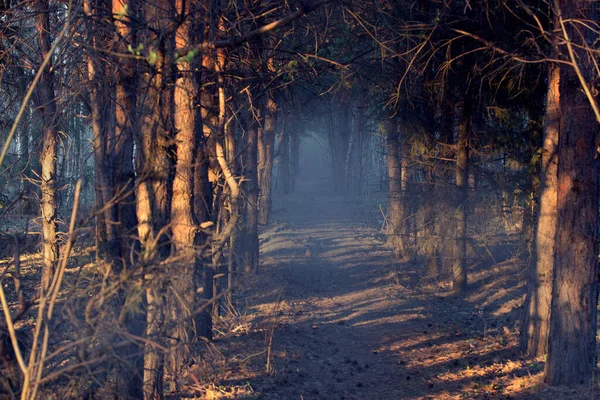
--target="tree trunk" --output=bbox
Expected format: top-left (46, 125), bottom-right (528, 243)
top-left (521, 63), bottom-right (559, 357)
top-left (258, 95), bottom-right (277, 225)
top-left (353, 105), bottom-right (365, 196)
top-left (399, 126), bottom-right (414, 257)
top-left (136, 2), bottom-right (175, 396)
top-left (167, 3), bottom-right (199, 387)
top-left (86, 0), bottom-right (119, 261)
top-left (545, 1), bottom-right (599, 385)
top-left (385, 116), bottom-right (405, 259)
top-left (280, 130), bottom-right (290, 195)
top-left (290, 126), bottom-right (300, 193)
top-left (195, 45), bottom-right (214, 337)
top-left (35, 0), bottom-right (59, 293)
top-left (241, 116), bottom-right (260, 273)
top-left (112, 0), bottom-right (139, 264)
top-left (423, 171), bottom-right (440, 277)
top-left (453, 97), bottom-right (471, 293)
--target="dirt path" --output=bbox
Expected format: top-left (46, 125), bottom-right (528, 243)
top-left (255, 186), bottom-right (418, 399)
top-left (205, 180), bottom-right (560, 400)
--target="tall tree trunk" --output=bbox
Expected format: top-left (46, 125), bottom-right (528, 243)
top-left (35, 0), bottom-right (59, 292)
top-left (136, 2), bottom-right (175, 396)
top-left (353, 105), bottom-right (365, 196)
top-left (453, 97), bottom-right (471, 293)
top-left (194, 42), bottom-right (214, 340)
top-left (423, 170), bottom-right (440, 277)
top-left (290, 126), bottom-right (300, 193)
top-left (258, 94), bottom-right (277, 225)
top-left (399, 126), bottom-right (414, 257)
top-left (241, 116), bottom-right (260, 273)
top-left (385, 116), bottom-right (405, 259)
top-left (86, 0), bottom-right (119, 261)
top-left (521, 63), bottom-right (559, 357)
top-left (112, 0), bottom-right (139, 264)
top-left (280, 129), bottom-right (290, 195)
top-left (545, 0), bottom-right (599, 385)
top-left (167, 2), bottom-right (199, 387)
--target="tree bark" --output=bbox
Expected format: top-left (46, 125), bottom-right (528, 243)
top-left (86, 0), bottom-right (119, 261)
top-left (167, 1), bottom-right (200, 387)
top-left (385, 116), bottom-right (405, 259)
top-left (112, 0), bottom-right (139, 264)
top-left (290, 125), bottom-right (300, 193)
top-left (241, 116), bottom-right (260, 273)
top-left (136, 1), bottom-right (175, 396)
top-left (258, 94), bottom-right (277, 225)
top-left (545, 0), bottom-right (599, 385)
top-left (35, 0), bottom-right (59, 293)
top-left (280, 129), bottom-right (290, 195)
top-left (521, 63), bottom-right (559, 357)
top-left (453, 97), bottom-right (471, 293)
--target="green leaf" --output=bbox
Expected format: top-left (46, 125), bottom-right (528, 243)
top-left (147, 50), bottom-right (159, 65)
top-left (176, 49), bottom-right (198, 63)
top-left (127, 43), bottom-right (144, 56)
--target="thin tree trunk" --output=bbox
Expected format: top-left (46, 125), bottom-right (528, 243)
top-left (290, 126), bottom-right (300, 193)
top-left (521, 63), bottom-right (559, 357)
top-left (258, 95), bottom-right (277, 225)
top-left (453, 97), bottom-right (471, 293)
top-left (399, 127), bottom-right (413, 257)
top-left (354, 105), bottom-right (365, 196)
top-left (35, 0), bottom-right (59, 293)
top-left (280, 130), bottom-right (290, 195)
top-left (424, 171), bottom-right (440, 277)
top-left (385, 116), bottom-right (405, 259)
top-left (241, 117), bottom-right (260, 273)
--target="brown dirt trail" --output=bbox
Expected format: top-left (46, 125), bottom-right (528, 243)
top-left (199, 179), bottom-right (577, 400)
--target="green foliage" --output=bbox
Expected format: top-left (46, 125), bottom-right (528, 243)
top-left (147, 50), bottom-right (159, 66)
top-left (176, 49), bottom-right (198, 63)
top-left (127, 43), bottom-right (144, 56)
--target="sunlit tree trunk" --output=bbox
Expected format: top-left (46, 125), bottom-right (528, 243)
top-left (167, 1), bottom-right (200, 387)
top-left (453, 97), bottom-right (470, 293)
top-left (35, 0), bottom-right (59, 292)
top-left (545, 0), bottom-right (599, 385)
top-left (521, 63), bottom-right (559, 357)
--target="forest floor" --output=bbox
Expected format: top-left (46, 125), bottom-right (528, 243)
top-left (189, 178), bottom-right (600, 400)
top-left (1, 178), bottom-right (598, 399)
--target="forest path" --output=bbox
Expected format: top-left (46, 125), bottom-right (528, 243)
top-left (245, 178), bottom-right (447, 400)
top-left (209, 181), bottom-right (552, 399)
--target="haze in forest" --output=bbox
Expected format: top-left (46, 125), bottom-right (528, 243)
top-left (0, 0), bottom-right (598, 399)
